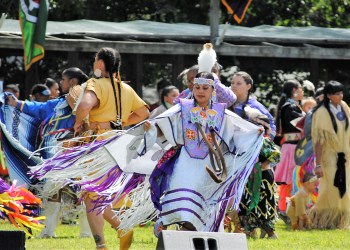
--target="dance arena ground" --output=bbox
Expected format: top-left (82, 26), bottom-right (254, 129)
top-left (1, 220), bottom-right (349, 249)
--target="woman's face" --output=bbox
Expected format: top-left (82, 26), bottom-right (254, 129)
top-left (60, 75), bottom-right (72, 93)
top-left (164, 89), bottom-right (179, 106)
top-left (293, 84), bottom-right (304, 101)
top-left (193, 84), bottom-right (213, 106)
top-left (328, 91), bottom-right (343, 105)
top-left (231, 75), bottom-right (251, 100)
top-left (50, 82), bottom-right (60, 98)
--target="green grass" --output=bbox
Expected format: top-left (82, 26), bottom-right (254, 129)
top-left (1, 220), bottom-right (350, 249)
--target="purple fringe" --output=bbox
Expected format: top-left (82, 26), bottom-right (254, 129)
top-left (77, 166), bottom-right (145, 214)
top-left (0, 178), bottom-right (10, 193)
top-left (30, 133), bottom-right (122, 179)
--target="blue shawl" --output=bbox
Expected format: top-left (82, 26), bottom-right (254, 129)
top-left (0, 93), bottom-right (42, 187)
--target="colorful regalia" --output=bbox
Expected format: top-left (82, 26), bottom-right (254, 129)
top-left (274, 98), bottom-right (304, 214)
top-left (0, 91), bottom-right (80, 183)
top-left (30, 99), bottom-right (263, 233)
top-left (233, 98), bottom-right (280, 235)
top-left (0, 91), bottom-right (87, 237)
top-left (0, 93), bottom-right (43, 187)
top-left (292, 112), bottom-right (318, 205)
top-left (0, 177), bottom-right (44, 235)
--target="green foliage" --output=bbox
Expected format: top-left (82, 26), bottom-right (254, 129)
top-left (239, 0), bottom-right (350, 28)
top-left (2, 0), bottom-right (349, 27)
top-left (1, 1), bottom-right (19, 19)
top-left (48, 0), bottom-right (86, 21)
top-left (1, 0), bottom-right (349, 102)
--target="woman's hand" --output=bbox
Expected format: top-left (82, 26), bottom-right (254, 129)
top-left (144, 121), bottom-right (151, 132)
top-left (258, 126), bottom-right (265, 135)
top-left (7, 95), bottom-right (18, 107)
top-left (74, 121), bottom-right (84, 133)
top-left (315, 166), bottom-right (323, 178)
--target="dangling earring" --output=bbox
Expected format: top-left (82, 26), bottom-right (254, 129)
top-left (211, 89), bottom-right (217, 102)
top-left (94, 68), bottom-right (102, 78)
top-left (293, 92), bottom-right (298, 98)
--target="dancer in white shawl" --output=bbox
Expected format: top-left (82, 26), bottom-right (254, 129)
top-left (30, 71), bottom-right (263, 235)
top-left (143, 71), bottom-right (263, 233)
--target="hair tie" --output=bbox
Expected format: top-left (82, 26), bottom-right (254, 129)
top-left (281, 93), bottom-right (287, 97)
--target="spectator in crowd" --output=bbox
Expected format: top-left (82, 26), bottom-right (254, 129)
top-left (229, 71), bottom-right (279, 239)
top-left (4, 84), bottom-right (20, 99)
top-left (44, 78), bottom-right (60, 99)
top-left (30, 84), bottom-right (51, 102)
top-left (274, 80), bottom-right (304, 224)
top-left (150, 85), bottom-right (179, 118)
top-left (149, 79), bottom-right (171, 112)
top-left (309, 81), bottom-right (350, 229)
top-left (301, 97), bottom-right (316, 113)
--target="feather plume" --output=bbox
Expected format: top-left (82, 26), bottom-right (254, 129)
top-left (198, 43), bottom-right (217, 73)
top-left (303, 80), bottom-right (315, 92)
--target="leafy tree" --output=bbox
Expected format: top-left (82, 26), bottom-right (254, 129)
top-left (234, 0), bottom-right (350, 28)
top-left (1, 0), bottom-right (349, 103)
top-left (2, 0), bottom-right (349, 27)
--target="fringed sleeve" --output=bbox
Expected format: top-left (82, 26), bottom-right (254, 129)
top-left (311, 106), bottom-right (338, 150)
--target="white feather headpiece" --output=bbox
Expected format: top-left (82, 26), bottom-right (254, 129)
top-left (198, 43), bottom-right (217, 73)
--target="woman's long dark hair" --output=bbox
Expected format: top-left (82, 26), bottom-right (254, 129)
top-left (62, 67), bottom-right (88, 85)
top-left (44, 78), bottom-right (57, 88)
top-left (96, 47), bottom-right (121, 78)
top-left (233, 71), bottom-right (253, 119)
top-left (313, 80), bottom-right (348, 133)
top-left (196, 71), bottom-right (214, 80)
top-left (275, 80), bottom-right (300, 133)
top-left (96, 47), bottom-right (122, 125)
top-left (96, 47), bottom-right (121, 97)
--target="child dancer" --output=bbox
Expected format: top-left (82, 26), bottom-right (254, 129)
top-left (287, 173), bottom-right (318, 230)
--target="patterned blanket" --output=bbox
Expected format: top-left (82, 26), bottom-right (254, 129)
top-left (0, 93), bottom-right (42, 187)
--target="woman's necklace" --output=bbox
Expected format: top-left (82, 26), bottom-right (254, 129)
top-left (330, 103), bottom-right (345, 121)
top-left (199, 104), bottom-right (210, 119)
